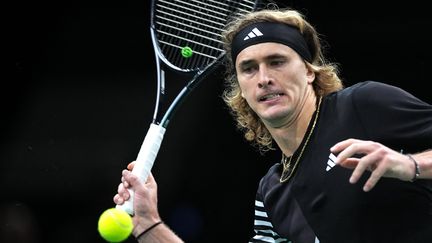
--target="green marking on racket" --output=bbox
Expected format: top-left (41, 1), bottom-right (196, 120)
top-left (181, 46), bottom-right (193, 58)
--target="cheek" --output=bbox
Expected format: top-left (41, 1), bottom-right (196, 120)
top-left (239, 84), bottom-right (252, 101)
top-left (237, 76), bottom-right (256, 103)
top-left (239, 87), bottom-right (252, 106)
top-left (238, 80), bottom-right (248, 98)
top-left (240, 89), bottom-right (251, 104)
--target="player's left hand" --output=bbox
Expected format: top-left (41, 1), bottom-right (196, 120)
top-left (330, 139), bottom-right (415, 192)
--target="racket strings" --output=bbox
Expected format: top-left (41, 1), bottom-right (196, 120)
top-left (154, 0), bottom-right (258, 70)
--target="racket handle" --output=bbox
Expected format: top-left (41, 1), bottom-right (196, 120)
top-left (116, 123), bottom-right (166, 215)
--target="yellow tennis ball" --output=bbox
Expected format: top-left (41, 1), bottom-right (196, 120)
top-left (98, 208), bottom-right (133, 242)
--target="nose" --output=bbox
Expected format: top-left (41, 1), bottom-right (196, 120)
top-left (257, 65), bottom-right (272, 88)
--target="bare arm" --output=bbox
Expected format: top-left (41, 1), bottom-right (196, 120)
top-left (113, 162), bottom-right (184, 243)
top-left (330, 139), bottom-right (432, 192)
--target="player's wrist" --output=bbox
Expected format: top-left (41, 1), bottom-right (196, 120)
top-left (406, 154), bottom-right (421, 181)
top-left (135, 221), bottom-right (164, 240)
top-left (133, 216), bottom-right (162, 238)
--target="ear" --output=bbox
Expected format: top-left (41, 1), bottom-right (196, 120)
top-left (306, 66), bottom-right (315, 84)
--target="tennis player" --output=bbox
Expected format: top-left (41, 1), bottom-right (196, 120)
top-left (114, 7), bottom-right (432, 243)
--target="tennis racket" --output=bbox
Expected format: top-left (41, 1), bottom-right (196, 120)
top-left (117, 0), bottom-right (261, 215)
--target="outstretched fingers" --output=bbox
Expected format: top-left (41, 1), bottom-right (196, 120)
top-left (331, 139), bottom-right (389, 191)
top-left (351, 151), bottom-right (387, 192)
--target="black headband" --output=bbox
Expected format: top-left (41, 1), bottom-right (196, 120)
top-left (231, 22), bottom-right (312, 64)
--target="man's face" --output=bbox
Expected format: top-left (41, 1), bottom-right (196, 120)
top-left (235, 42), bottom-right (315, 128)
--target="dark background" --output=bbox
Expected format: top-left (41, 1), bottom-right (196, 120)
top-left (5, 0), bottom-right (431, 242)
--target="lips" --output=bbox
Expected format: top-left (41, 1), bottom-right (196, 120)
top-left (259, 92), bottom-right (284, 102)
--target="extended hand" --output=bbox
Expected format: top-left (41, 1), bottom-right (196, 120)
top-left (330, 139), bottom-right (415, 192)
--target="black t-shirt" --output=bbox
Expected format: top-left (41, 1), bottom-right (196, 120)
top-left (250, 81), bottom-right (432, 243)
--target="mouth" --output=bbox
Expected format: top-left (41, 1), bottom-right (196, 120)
top-left (259, 92), bottom-right (284, 102)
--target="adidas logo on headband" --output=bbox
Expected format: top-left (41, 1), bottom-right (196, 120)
top-left (243, 27), bottom-right (263, 40)
top-left (231, 22), bottom-right (312, 63)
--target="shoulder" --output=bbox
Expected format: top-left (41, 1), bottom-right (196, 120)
top-left (257, 163), bottom-right (281, 192)
top-left (332, 81), bottom-right (420, 109)
top-left (341, 80), bottom-right (405, 98)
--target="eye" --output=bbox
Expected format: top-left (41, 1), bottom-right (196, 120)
top-left (240, 64), bottom-right (257, 74)
top-left (270, 59), bottom-right (285, 67)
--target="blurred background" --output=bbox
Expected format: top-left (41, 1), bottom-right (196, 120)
top-left (6, 0), bottom-right (431, 242)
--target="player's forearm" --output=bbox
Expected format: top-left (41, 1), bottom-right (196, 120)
top-left (412, 150), bottom-right (432, 180)
top-left (135, 222), bottom-right (184, 243)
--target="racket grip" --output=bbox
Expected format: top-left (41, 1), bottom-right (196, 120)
top-left (116, 123), bottom-right (166, 215)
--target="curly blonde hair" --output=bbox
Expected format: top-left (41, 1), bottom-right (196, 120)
top-left (221, 8), bottom-right (343, 153)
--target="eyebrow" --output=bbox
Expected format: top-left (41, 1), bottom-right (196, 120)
top-left (238, 53), bottom-right (287, 68)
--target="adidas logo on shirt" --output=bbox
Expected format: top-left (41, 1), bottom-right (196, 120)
top-left (243, 27), bottom-right (263, 40)
top-left (326, 153), bottom-right (337, 171)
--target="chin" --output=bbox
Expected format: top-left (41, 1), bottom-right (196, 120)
top-left (261, 109), bottom-right (290, 122)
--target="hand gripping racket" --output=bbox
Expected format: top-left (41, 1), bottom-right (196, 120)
top-left (117, 0), bottom-right (261, 215)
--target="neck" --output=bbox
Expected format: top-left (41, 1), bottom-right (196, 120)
top-left (270, 93), bottom-right (318, 157)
